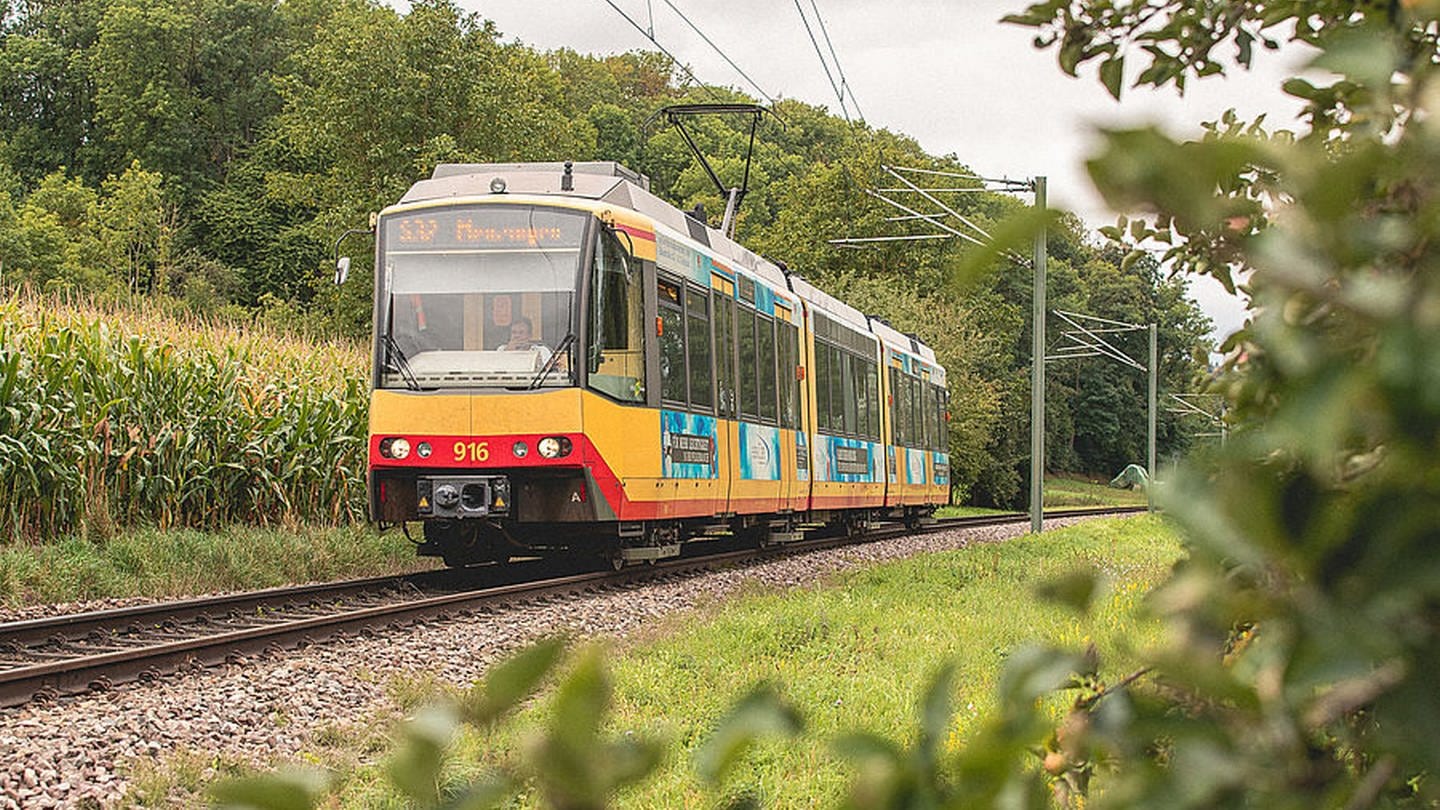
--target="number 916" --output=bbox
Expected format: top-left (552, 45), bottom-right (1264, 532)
top-left (454, 441), bottom-right (489, 463)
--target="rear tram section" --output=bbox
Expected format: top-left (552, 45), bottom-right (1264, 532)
top-left (364, 162), bottom-right (950, 566)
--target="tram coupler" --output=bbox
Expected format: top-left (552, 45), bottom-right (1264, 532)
top-left (417, 475), bottom-right (511, 520)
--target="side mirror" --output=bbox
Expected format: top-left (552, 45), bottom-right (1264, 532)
top-left (331, 223), bottom-right (375, 285)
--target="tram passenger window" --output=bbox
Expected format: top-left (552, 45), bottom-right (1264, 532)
top-left (823, 340), bottom-right (835, 432)
top-left (842, 353), bottom-right (859, 436)
top-left (909, 376), bottom-right (923, 449)
top-left (898, 368), bottom-right (910, 443)
top-left (758, 316), bottom-right (777, 423)
top-left (716, 295), bottom-right (736, 417)
top-left (686, 288), bottom-right (713, 411)
top-left (658, 279), bottom-right (686, 404)
top-left (738, 309), bottom-right (758, 419)
top-left (587, 229), bottom-right (645, 402)
top-left (778, 325), bottom-right (796, 428)
top-left (936, 385), bottom-right (945, 450)
top-left (828, 345), bottom-right (844, 433)
top-left (865, 361), bottom-right (880, 440)
top-left (888, 368), bottom-right (899, 445)
top-left (921, 379), bottom-right (935, 451)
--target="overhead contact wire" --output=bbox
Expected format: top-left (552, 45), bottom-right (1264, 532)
top-left (598, 0), bottom-right (726, 103)
top-left (808, 0), bottom-right (864, 121)
top-left (658, 0), bottom-right (776, 105)
top-left (792, 0), bottom-right (850, 122)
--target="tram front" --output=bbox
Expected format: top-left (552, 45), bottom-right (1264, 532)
top-left (363, 196), bottom-right (648, 566)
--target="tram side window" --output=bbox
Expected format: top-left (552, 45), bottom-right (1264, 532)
top-left (937, 387), bottom-right (949, 451)
top-left (716, 296), bottom-right (737, 416)
top-left (815, 341), bottom-right (832, 432)
top-left (738, 308), bottom-right (758, 419)
top-left (842, 354), bottom-right (859, 436)
top-left (895, 369), bottom-right (913, 447)
top-left (758, 315), bottom-right (777, 423)
top-left (658, 278), bottom-right (686, 404)
top-left (828, 345), bottom-right (844, 433)
top-left (933, 383), bottom-right (944, 449)
top-left (889, 368), bottom-right (901, 445)
top-left (587, 229), bottom-right (645, 403)
top-left (887, 367), bottom-right (898, 444)
top-left (910, 376), bottom-right (923, 450)
top-left (778, 324), bottom-right (797, 428)
top-left (921, 378), bottom-right (935, 451)
top-left (686, 288), bottom-right (713, 411)
top-left (865, 361), bottom-right (880, 440)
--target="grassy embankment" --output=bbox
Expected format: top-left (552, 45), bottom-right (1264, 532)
top-left (936, 474), bottom-right (1150, 519)
top-left (144, 516), bottom-right (1180, 806)
top-left (0, 294), bottom-right (427, 606)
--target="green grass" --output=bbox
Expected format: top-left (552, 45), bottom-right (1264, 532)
top-left (300, 516), bottom-right (1181, 807)
top-left (934, 504), bottom-right (1013, 518)
top-left (1043, 475), bottom-right (1149, 508)
top-left (0, 523), bottom-right (432, 607)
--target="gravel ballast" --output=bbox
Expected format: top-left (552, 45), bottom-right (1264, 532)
top-left (0, 517), bottom-right (1093, 808)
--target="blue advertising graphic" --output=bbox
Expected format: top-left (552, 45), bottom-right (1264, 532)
top-left (795, 430), bottom-right (809, 482)
top-left (814, 435), bottom-right (878, 483)
top-left (661, 410), bottom-right (719, 479)
top-left (906, 448), bottom-right (927, 486)
top-left (738, 422), bottom-right (781, 480)
top-left (932, 452), bottom-right (951, 487)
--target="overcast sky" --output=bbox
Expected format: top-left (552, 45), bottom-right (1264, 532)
top-left (463, 0), bottom-right (1314, 341)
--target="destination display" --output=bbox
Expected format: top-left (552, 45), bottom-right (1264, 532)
top-left (386, 207), bottom-right (586, 251)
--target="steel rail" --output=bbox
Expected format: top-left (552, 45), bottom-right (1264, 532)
top-left (0, 506), bottom-right (1143, 708)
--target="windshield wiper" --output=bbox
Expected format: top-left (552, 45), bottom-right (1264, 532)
top-left (529, 333), bottom-right (576, 389)
top-left (383, 334), bottom-right (422, 391)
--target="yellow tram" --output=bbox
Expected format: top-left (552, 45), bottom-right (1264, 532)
top-left (361, 162), bottom-right (950, 566)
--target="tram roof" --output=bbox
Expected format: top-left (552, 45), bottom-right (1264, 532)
top-left (410, 162), bottom-right (790, 292)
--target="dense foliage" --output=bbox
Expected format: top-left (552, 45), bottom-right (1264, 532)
top-left (986, 1), bottom-right (1440, 807)
top-left (0, 0), bottom-right (1211, 512)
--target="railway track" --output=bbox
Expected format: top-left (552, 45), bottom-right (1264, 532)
top-left (0, 507), bottom-right (1143, 708)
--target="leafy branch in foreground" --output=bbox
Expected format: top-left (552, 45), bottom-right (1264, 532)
top-left (1003, 2), bottom-right (1440, 807)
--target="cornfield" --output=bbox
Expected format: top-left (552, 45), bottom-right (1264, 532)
top-left (0, 294), bottom-right (370, 540)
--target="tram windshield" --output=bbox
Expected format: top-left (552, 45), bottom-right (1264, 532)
top-left (377, 205), bottom-right (586, 389)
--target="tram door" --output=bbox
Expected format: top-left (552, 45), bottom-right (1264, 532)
top-left (712, 276), bottom-right (738, 514)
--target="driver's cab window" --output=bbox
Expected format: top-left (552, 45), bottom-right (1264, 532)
top-left (586, 226), bottom-right (645, 402)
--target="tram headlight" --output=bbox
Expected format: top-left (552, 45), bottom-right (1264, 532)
top-left (537, 436), bottom-right (572, 459)
top-left (386, 437), bottom-right (411, 460)
top-left (512, 441), bottom-right (529, 458)
top-left (416, 441), bottom-right (432, 459)
top-left (490, 176), bottom-right (507, 194)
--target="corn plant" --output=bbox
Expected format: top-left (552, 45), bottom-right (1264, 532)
top-left (0, 293), bottom-right (370, 540)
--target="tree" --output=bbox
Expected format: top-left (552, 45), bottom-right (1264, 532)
top-left (94, 159), bottom-right (167, 293)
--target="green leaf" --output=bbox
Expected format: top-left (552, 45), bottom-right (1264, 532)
top-left (388, 705), bottom-right (459, 805)
top-left (1100, 55), bottom-right (1125, 100)
top-left (1036, 568), bottom-right (1101, 613)
top-left (210, 769), bottom-right (329, 810)
top-left (951, 205), bottom-right (1058, 287)
top-left (919, 664), bottom-right (957, 764)
top-left (550, 646), bottom-right (609, 747)
top-left (831, 731), bottom-right (903, 764)
top-left (438, 774), bottom-right (515, 810)
top-left (462, 636), bottom-right (565, 725)
top-left (694, 683), bottom-right (804, 784)
top-left (999, 645), bottom-right (1082, 706)
top-left (1311, 26), bottom-right (1398, 89)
